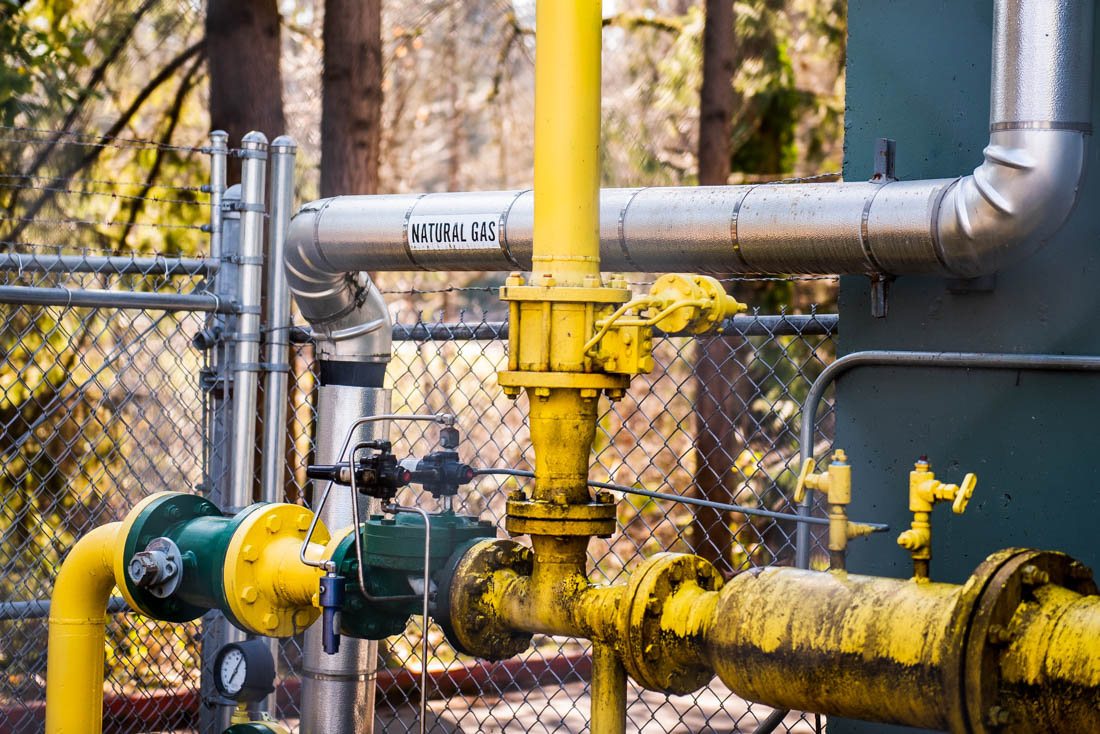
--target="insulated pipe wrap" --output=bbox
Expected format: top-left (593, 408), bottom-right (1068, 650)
top-left (991, 0), bottom-right (1095, 127)
top-left (736, 182), bottom-right (881, 274)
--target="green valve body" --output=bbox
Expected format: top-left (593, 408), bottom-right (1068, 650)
top-left (331, 511), bottom-right (497, 639)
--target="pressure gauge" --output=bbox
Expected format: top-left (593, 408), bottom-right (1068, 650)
top-left (213, 639), bottom-right (276, 703)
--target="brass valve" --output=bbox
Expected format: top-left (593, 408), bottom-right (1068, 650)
top-left (897, 456), bottom-right (977, 581)
top-left (795, 449), bottom-right (875, 570)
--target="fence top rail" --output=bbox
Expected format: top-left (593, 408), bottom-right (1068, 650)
top-left (387, 313), bottom-right (838, 342)
top-left (0, 252), bottom-right (219, 276)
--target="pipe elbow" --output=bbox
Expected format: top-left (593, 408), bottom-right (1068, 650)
top-left (49, 521), bottom-right (122, 622)
top-left (935, 129), bottom-right (1087, 278)
top-left (285, 198), bottom-right (392, 363)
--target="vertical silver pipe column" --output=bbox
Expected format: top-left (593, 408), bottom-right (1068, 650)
top-left (228, 131), bottom-right (268, 511)
top-left (260, 135), bottom-right (297, 719)
top-left (200, 131), bottom-right (230, 734)
top-left (300, 389), bottom-right (389, 734)
top-left (261, 137), bottom-right (297, 506)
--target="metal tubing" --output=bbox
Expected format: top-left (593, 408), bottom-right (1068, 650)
top-left (281, 0), bottom-right (1092, 280)
top-left (794, 350), bottom-right (1100, 567)
top-left (0, 285), bottom-right (231, 313)
top-left (300, 386), bottom-right (391, 734)
top-left (260, 136), bottom-right (297, 506)
top-left (44, 522), bottom-right (122, 734)
top-left (207, 130), bottom-right (229, 260)
top-left (227, 131), bottom-right (268, 513)
top-left (0, 596), bottom-right (127, 621)
top-left (474, 468), bottom-right (888, 531)
top-left (384, 503), bottom-right (432, 734)
top-left (0, 253), bottom-right (218, 276)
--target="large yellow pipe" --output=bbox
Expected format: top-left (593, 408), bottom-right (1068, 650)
top-left (45, 522), bottom-right (122, 734)
top-left (532, 0), bottom-right (602, 282)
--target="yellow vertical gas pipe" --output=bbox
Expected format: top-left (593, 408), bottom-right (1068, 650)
top-left (45, 522), bottom-right (122, 734)
top-left (532, 0), bottom-right (602, 283)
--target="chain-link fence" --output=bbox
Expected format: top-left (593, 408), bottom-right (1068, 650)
top-left (0, 128), bottom-right (838, 734)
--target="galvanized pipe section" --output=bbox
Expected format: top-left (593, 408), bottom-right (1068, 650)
top-left (207, 130), bottom-right (229, 260)
top-left (0, 285), bottom-right (231, 313)
top-left (260, 134), bottom-right (297, 720)
top-left (300, 386), bottom-right (391, 734)
top-left (261, 136), bottom-right (297, 506)
top-left (794, 350), bottom-right (1100, 567)
top-left (227, 131), bottom-right (268, 512)
top-left (285, 0), bottom-right (1092, 280)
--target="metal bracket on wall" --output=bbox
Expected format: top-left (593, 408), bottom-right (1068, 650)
top-left (869, 137), bottom-right (897, 319)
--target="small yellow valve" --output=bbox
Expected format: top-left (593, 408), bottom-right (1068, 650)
top-left (795, 450), bottom-right (873, 570)
top-left (897, 456), bottom-right (977, 581)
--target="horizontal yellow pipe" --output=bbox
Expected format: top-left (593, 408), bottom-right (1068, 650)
top-left (46, 522), bottom-right (122, 734)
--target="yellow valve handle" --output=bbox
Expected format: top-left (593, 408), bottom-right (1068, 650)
top-left (952, 473), bottom-right (977, 514)
top-left (794, 458), bottom-right (816, 504)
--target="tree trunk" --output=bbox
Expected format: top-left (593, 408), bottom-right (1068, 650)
top-left (698, 0), bottom-right (735, 187)
top-left (320, 0), bottom-right (382, 196)
top-left (689, 0), bottom-right (753, 576)
top-left (206, 0), bottom-right (285, 182)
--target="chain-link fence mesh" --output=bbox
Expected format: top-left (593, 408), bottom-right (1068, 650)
top-left (0, 130), bottom-right (838, 734)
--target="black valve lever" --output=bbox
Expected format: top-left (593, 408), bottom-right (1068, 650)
top-left (306, 439), bottom-right (410, 500)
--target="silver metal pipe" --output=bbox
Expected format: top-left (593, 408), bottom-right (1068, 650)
top-left (794, 349), bottom-right (1100, 567)
top-left (261, 136), bottom-right (297, 506)
top-left (301, 385), bottom-right (391, 734)
top-left (260, 136), bottom-right (297, 719)
top-left (207, 130), bottom-right (229, 261)
top-left (284, 0), bottom-right (1092, 280)
top-left (0, 285), bottom-right (231, 312)
top-left (285, 198), bottom-right (392, 364)
top-left (0, 253), bottom-right (218, 276)
top-left (227, 131), bottom-right (268, 513)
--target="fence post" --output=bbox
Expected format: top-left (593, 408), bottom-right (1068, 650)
top-left (260, 135), bottom-right (297, 718)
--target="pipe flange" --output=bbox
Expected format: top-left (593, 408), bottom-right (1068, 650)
top-left (114, 492), bottom-right (222, 622)
top-left (505, 498), bottom-right (616, 538)
top-left (437, 539), bottom-right (534, 660)
top-left (617, 552), bottom-right (724, 694)
top-left (223, 504), bottom-right (329, 637)
top-left (962, 549), bottom-right (1097, 734)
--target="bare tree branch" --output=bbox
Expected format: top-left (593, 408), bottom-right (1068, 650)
top-left (3, 38), bottom-right (205, 243)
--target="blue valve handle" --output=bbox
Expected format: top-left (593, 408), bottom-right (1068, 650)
top-left (318, 573), bottom-right (346, 655)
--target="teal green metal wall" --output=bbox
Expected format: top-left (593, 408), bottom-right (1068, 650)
top-left (837, 1), bottom-right (1100, 732)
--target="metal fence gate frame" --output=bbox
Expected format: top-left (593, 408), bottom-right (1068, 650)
top-left (0, 130), bottom-right (838, 734)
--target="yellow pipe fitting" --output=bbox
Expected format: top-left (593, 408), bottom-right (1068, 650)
top-left (591, 643), bottom-right (627, 734)
top-left (45, 522), bottom-right (122, 734)
top-left (897, 457), bottom-right (977, 580)
top-left (795, 449), bottom-right (860, 569)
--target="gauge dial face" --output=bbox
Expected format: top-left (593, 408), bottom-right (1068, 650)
top-left (218, 648), bottom-right (247, 696)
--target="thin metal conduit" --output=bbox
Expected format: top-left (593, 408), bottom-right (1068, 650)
top-left (794, 349), bottom-right (1100, 567)
top-left (475, 468), bottom-right (888, 531)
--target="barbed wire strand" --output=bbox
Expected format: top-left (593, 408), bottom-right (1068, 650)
top-left (0, 173), bottom-right (205, 193)
top-left (0, 181), bottom-right (207, 207)
top-left (0, 215), bottom-right (207, 231)
top-left (0, 125), bottom-right (206, 153)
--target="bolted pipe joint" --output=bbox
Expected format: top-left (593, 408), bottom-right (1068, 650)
top-left (616, 554), bottom-right (723, 695)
